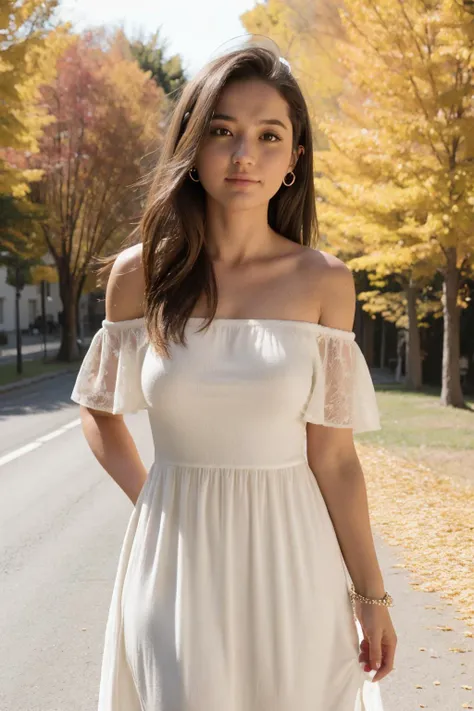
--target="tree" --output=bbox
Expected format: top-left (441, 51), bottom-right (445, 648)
top-left (321, 1), bottom-right (474, 407)
top-left (349, 249), bottom-right (440, 389)
top-left (0, 194), bottom-right (45, 254)
top-left (127, 28), bottom-right (188, 98)
top-left (26, 29), bottom-right (167, 361)
top-left (0, 0), bottom-right (70, 198)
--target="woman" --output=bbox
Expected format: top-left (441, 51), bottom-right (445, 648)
top-left (71, 37), bottom-right (396, 711)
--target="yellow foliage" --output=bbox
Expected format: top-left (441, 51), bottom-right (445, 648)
top-left (30, 264), bottom-right (57, 284)
top-left (0, 0), bottom-right (72, 197)
top-left (28, 28), bottom-right (167, 283)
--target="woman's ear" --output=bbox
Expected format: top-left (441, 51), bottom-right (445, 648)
top-left (289, 144), bottom-right (305, 172)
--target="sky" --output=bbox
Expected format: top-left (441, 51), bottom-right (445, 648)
top-left (58, 0), bottom-right (261, 77)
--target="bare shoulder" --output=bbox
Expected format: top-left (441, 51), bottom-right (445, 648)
top-left (298, 247), bottom-right (356, 332)
top-left (105, 243), bottom-right (145, 322)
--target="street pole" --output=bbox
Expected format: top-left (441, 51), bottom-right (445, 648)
top-left (15, 264), bottom-right (22, 375)
top-left (41, 279), bottom-right (47, 361)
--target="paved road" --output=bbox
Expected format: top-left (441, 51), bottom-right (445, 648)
top-left (0, 374), bottom-right (154, 711)
top-left (0, 375), bottom-right (472, 710)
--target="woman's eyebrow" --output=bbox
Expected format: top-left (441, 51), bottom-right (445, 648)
top-left (210, 113), bottom-right (288, 130)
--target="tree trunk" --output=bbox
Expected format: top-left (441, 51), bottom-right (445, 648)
top-left (380, 318), bottom-right (386, 369)
top-left (57, 274), bottom-right (81, 362)
top-left (440, 248), bottom-right (464, 407)
top-left (405, 281), bottom-right (422, 390)
top-left (395, 329), bottom-right (405, 382)
top-left (76, 274), bottom-right (86, 341)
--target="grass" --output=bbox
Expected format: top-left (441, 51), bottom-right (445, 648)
top-left (0, 357), bottom-right (80, 387)
top-left (358, 382), bottom-right (474, 485)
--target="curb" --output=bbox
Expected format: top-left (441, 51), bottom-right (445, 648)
top-left (0, 365), bottom-right (80, 395)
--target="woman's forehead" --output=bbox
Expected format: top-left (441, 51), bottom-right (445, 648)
top-left (213, 81), bottom-right (290, 122)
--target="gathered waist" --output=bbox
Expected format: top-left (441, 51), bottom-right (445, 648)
top-left (152, 457), bottom-right (309, 472)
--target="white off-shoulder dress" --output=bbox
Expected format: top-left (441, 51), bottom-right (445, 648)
top-left (71, 316), bottom-right (384, 711)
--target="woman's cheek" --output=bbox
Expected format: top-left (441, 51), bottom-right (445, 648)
top-left (196, 147), bottom-right (226, 176)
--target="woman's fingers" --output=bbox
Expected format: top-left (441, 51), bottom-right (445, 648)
top-left (370, 641), bottom-right (396, 683)
top-left (359, 638), bottom-right (370, 670)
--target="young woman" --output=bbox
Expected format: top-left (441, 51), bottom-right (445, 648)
top-left (71, 39), bottom-right (396, 711)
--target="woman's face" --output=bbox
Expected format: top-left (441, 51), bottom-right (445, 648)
top-left (194, 78), bottom-right (300, 208)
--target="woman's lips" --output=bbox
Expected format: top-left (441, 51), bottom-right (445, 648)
top-left (225, 177), bottom-right (259, 184)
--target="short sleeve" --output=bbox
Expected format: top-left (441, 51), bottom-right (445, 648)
top-left (71, 317), bottom-right (149, 414)
top-left (302, 327), bottom-right (381, 434)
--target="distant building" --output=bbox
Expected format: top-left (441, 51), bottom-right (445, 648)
top-left (0, 266), bottom-right (102, 338)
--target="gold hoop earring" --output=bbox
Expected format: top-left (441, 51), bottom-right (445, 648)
top-left (283, 171), bottom-right (296, 187)
top-left (189, 167), bottom-right (200, 183)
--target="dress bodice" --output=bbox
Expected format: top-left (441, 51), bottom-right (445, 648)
top-left (71, 316), bottom-right (381, 467)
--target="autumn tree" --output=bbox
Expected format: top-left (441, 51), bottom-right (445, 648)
top-left (0, 0), bottom-right (69, 200)
top-left (0, 0), bottom-right (70, 317)
top-left (318, 1), bottom-right (474, 407)
top-left (27, 29), bottom-right (167, 361)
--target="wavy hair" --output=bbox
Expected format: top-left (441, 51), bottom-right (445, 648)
top-left (97, 45), bottom-right (319, 357)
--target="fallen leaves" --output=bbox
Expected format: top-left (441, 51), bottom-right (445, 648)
top-left (357, 443), bottom-right (474, 633)
top-left (357, 442), bottom-right (474, 708)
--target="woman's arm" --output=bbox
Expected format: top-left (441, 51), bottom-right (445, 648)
top-left (307, 426), bottom-right (385, 597)
top-left (306, 257), bottom-right (385, 597)
top-left (80, 407), bottom-right (148, 506)
top-left (79, 243), bottom-right (148, 506)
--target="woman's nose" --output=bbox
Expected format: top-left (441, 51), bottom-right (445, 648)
top-left (232, 137), bottom-right (256, 164)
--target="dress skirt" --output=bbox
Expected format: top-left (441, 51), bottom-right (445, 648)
top-left (98, 459), bottom-right (384, 711)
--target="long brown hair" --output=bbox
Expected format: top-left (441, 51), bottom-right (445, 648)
top-left (98, 45), bottom-right (319, 357)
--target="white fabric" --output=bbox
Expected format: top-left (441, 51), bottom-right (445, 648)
top-left (304, 325), bottom-right (381, 433)
top-left (71, 318), bottom-right (148, 414)
top-left (71, 316), bottom-right (384, 711)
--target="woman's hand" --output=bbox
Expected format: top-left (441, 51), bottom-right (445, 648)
top-left (355, 602), bottom-right (397, 683)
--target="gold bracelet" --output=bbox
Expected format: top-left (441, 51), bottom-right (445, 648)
top-left (349, 583), bottom-right (394, 608)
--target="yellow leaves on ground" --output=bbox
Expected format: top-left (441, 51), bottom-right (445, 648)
top-left (357, 442), bottom-right (474, 631)
top-left (359, 441), bottom-right (473, 706)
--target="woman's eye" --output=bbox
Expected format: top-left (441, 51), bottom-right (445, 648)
top-left (262, 132), bottom-right (281, 142)
top-left (211, 128), bottom-right (230, 136)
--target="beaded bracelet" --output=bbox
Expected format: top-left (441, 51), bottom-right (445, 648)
top-left (349, 583), bottom-right (394, 608)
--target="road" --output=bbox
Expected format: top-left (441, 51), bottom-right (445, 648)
top-left (0, 374), bottom-right (472, 710)
top-left (0, 373), bottom-right (154, 711)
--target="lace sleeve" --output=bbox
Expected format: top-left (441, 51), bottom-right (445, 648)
top-left (302, 327), bottom-right (381, 434)
top-left (70, 317), bottom-right (149, 414)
